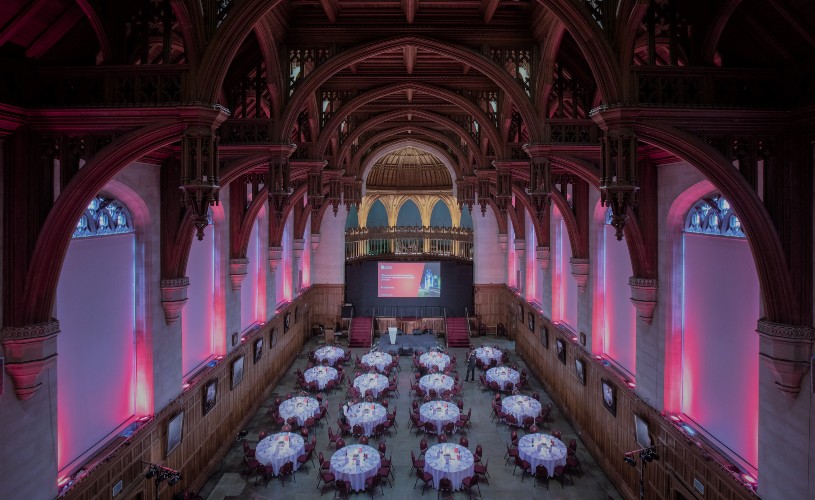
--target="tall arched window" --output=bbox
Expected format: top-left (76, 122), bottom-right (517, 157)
top-left (429, 200), bottom-right (452, 227)
top-left (58, 195), bottom-right (137, 473)
top-left (396, 199), bottom-right (421, 226)
top-left (681, 194), bottom-right (758, 474)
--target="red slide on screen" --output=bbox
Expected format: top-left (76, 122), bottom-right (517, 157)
top-left (378, 262), bottom-right (440, 298)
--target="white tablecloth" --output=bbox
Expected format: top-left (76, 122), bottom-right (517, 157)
top-left (255, 432), bottom-right (305, 475)
top-left (474, 346), bottom-right (502, 366)
top-left (361, 352), bottom-right (393, 372)
top-left (304, 366), bottom-right (338, 390)
top-left (420, 352), bottom-right (450, 371)
top-left (419, 374), bottom-right (454, 395)
top-left (278, 396), bottom-right (320, 426)
top-left (501, 395), bottom-right (541, 425)
top-left (330, 444), bottom-right (381, 492)
top-left (344, 402), bottom-right (387, 436)
top-left (423, 443), bottom-right (474, 490)
top-left (419, 401), bottom-right (460, 434)
top-left (486, 367), bottom-right (520, 390)
top-left (353, 373), bottom-right (389, 398)
top-left (315, 346), bottom-right (344, 365)
top-left (518, 433), bottom-right (567, 477)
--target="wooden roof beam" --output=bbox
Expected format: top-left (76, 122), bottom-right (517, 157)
top-left (765, 0), bottom-right (815, 49)
top-left (402, 0), bottom-right (418, 24)
top-left (25, 5), bottom-right (84, 59)
top-left (0, 0), bottom-right (47, 45)
top-left (481, 0), bottom-right (501, 24)
top-left (403, 45), bottom-right (417, 74)
top-left (319, 0), bottom-right (339, 24)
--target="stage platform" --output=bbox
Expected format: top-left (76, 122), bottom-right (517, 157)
top-left (375, 331), bottom-right (442, 354)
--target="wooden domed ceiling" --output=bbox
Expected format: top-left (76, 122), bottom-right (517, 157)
top-left (365, 146), bottom-right (452, 191)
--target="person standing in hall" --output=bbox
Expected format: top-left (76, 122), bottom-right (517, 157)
top-left (466, 348), bottom-right (476, 382)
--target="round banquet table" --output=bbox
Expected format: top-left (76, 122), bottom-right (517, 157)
top-left (486, 367), bottom-right (520, 391)
top-left (314, 346), bottom-right (344, 366)
top-left (361, 352), bottom-right (393, 373)
top-left (329, 444), bottom-right (381, 492)
top-left (304, 366), bottom-right (338, 390)
top-left (419, 374), bottom-right (454, 395)
top-left (501, 395), bottom-right (541, 425)
top-left (419, 352), bottom-right (450, 371)
top-left (517, 433), bottom-right (568, 477)
top-left (419, 400), bottom-right (460, 434)
top-left (254, 432), bottom-right (305, 475)
top-left (353, 373), bottom-right (389, 398)
top-left (423, 443), bottom-right (474, 490)
top-left (343, 402), bottom-right (387, 436)
top-left (277, 396), bottom-right (320, 426)
top-left (474, 346), bottom-right (503, 366)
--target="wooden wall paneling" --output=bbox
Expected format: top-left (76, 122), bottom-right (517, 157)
top-left (513, 302), bottom-right (758, 500)
top-left (61, 286), bottom-right (334, 500)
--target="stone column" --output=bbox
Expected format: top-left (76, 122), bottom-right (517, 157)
top-left (514, 238), bottom-right (525, 297)
top-left (755, 321), bottom-right (813, 499)
top-left (293, 238), bottom-right (305, 295)
top-left (0, 321), bottom-right (59, 500)
top-left (536, 246), bottom-right (552, 318)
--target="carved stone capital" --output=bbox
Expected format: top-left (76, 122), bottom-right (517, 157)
top-left (293, 239), bottom-right (305, 259)
top-left (1, 319), bottom-right (60, 400)
top-left (310, 233), bottom-right (321, 252)
top-left (757, 319), bottom-right (814, 399)
top-left (160, 277), bottom-right (190, 324)
top-left (229, 258), bottom-right (249, 291)
top-left (570, 258), bottom-right (590, 292)
top-left (268, 246), bottom-right (283, 272)
top-left (629, 277), bottom-right (658, 325)
top-left (536, 246), bottom-right (550, 271)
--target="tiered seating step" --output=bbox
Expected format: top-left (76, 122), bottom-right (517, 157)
top-left (446, 317), bottom-right (471, 348)
top-left (349, 317), bottom-right (373, 348)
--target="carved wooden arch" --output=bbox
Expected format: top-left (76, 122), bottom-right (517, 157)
top-left (20, 121), bottom-right (186, 326)
top-left (635, 123), bottom-right (798, 325)
top-left (484, 199), bottom-right (509, 235)
top-left (533, 0), bottom-right (622, 103)
top-left (506, 203), bottom-right (525, 241)
top-left (232, 186), bottom-right (269, 259)
top-left (269, 184), bottom-right (309, 247)
top-left (294, 199), bottom-right (314, 240)
top-left (169, 0), bottom-right (202, 67)
top-left (314, 82), bottom-right (505, 160)
top-left (336, 108), bottom-right (486, 171)
top-left (536, 13), bottom-right (568, 118)
top-left (253, 21), bottom-right (284, 117)
top-left (220, 154), bottom-right (273, 185)
top-left (358, 139), bottom-right (460, 197)
top-left (428, 196), bottom-right (462, 228)
top-left (350, 127), bottom-right (468, 178)
top-left (282, 36), bottom-right (542, 144)
top-left (310, 197), bottom-right (338, 236)
top-left (76, 0), bottom-right (112, 63)
top-left (550, 188), bottom-right (586, 259)
top-left (510, 188), bottom-right (545, 243)
top-left (192, 0), bottom-right (285, 101)
top-left (702, 0), bottom-right (743, 65)
top-left (615, 0), bottom-right (650, 77)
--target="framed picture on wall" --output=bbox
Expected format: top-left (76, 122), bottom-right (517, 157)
top-left (166, 410), bottom-right (184, 457)
top-left (231, 355), bottom-right (245, 390)
top-left (295, 305), bottom-right (301, 323)
top-left (556, 338), bottom-right (567, 364)
top-left (231, 332), bottom-right (239, 347)
top-left (284, 312), bottom-right (291, 333)
top-left (517, 302), bottom-right (523, 319)
top-left (270, 327), bottom-right (278, 348)
top-left (540, 326), bottom-right (549, 349)
top-left (527, 312), bottom-right (535, 331)
top-left (202, 379), bottom-right (217, 415)
top-left (579, 331), bottom-right (587, 347)
top-left (601, 378), bottom-right (617, 416)
top-left (253, 337), bottom-right (263, 364)
top-left (575, 358), bottom-right (586, 385)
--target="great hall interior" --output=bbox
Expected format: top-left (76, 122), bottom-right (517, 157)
top-left (1, 1), bottom-right (813, 499)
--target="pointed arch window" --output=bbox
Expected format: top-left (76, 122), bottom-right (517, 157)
top-left (73, 196), bottom-right (134, 238)
top-left (683, 195), bottom-right (745, 238)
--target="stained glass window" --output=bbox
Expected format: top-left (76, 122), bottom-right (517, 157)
top-left (72, 196), bottom-right (134, 238)
top-left (684, 194), bottom-right (745, 238)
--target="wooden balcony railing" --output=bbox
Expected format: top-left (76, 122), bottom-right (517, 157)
top-left (345, 226), bottom-right (473, 261)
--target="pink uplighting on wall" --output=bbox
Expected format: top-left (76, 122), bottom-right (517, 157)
top-left (182, 227), bottom-right (215, 376)
top-left (241, 220), bottom-right (261, 329)
top-left (56, 234), bottom-right (136, 473)
top-left (603, 224), bottom-right (637, 377)
top-left (682, 233), bottom-right (759, 471)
